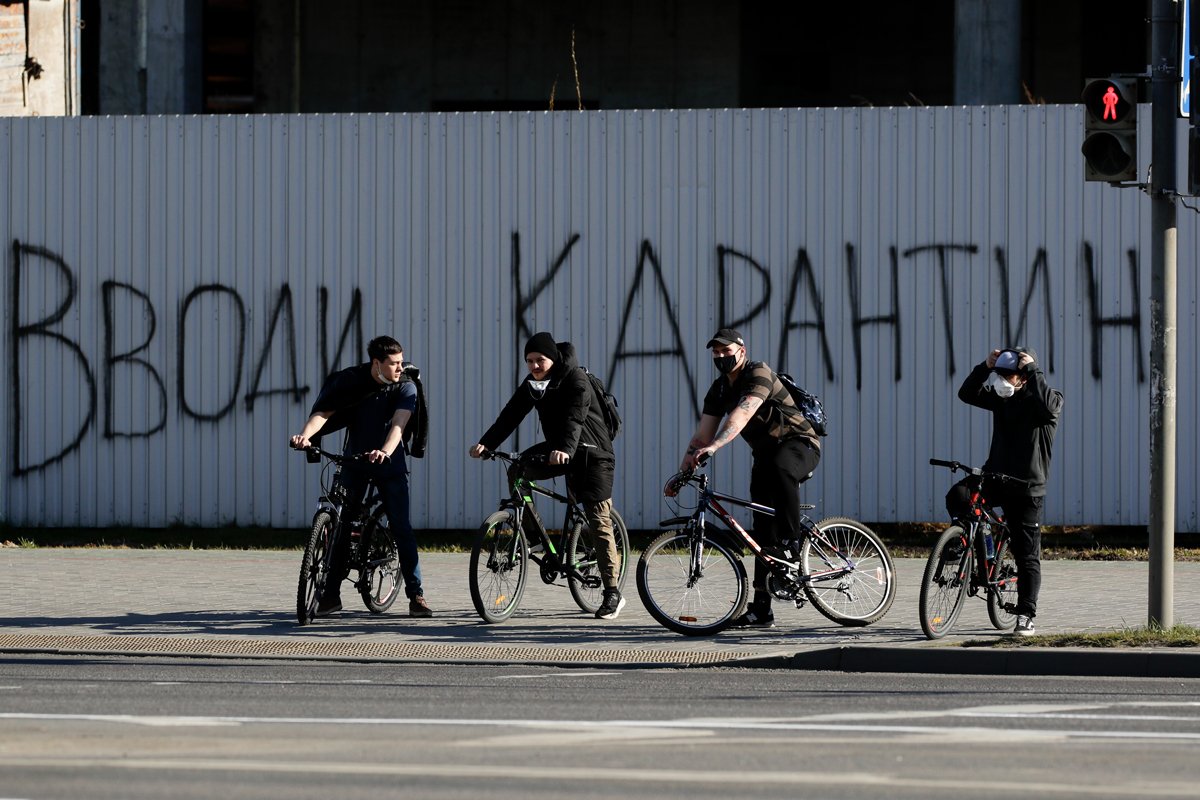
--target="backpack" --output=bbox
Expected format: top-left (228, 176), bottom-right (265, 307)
top-left (777, 372), bottom-right (828, 437)
top-left (399, 362), bottom-right (429, 458)
top-left (581, 367), bottom-right (622, 441)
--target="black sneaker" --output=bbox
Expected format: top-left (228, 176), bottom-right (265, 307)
top-left (730, 608), bottom-right (775, 628)
top-left (595, 589), bottom-right (626, 620)
top-left (315, 595), bottom-right (343, 617)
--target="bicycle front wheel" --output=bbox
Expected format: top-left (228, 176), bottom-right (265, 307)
top-left (567, 508), bottom-right (631, 614)
top-left (636, 529), bottom-right (747, 636)
top-left (987, 535), bottom-right (1019, 630)
top-left (297, 511), bottom-right (336, 625)
top-left (800, 517), bottom-right (896, 626)
top-left (359, 507), bottom-right (401, 614)
top-left (919, 525), bottom-right (973, 639)
top-left (469, 511), bottom-right (529, 623)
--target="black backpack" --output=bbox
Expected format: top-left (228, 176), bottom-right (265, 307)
top-left (399, 362), bottom-right (429, 458)
top-left (777, 372), bottom-right (828, 437)
top-left (581, 368), bottom-right (622, 441)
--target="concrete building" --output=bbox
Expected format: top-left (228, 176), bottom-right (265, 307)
top-left (0, 0), bottom-right (1139, 117)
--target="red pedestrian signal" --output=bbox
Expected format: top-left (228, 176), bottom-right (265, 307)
top-left (1081, 77), bottom-right (1138, 182)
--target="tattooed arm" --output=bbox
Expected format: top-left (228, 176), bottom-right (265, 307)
top-left (680, 414), bottom-right (721, 470)
top-left (691, 395), bottom-right (764, 464)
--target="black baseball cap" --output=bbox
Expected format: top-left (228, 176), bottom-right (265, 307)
top-left (706, 327), bottom-right (745, 349)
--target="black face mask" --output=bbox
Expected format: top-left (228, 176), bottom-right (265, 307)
top-left (713, 355), bottom-right (739, 374)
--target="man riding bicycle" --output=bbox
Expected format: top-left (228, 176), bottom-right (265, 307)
top-left (469, 331), bottom-right (625, 620)
top-left (673, 327), bottom-right (821, 628)
top-left (289, 336), bottom-right (432, 619)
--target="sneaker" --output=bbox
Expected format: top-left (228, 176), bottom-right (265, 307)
top-left (730, 608), bottom-right (775, 628)
top-left (595, 589), bottom-right (626, 620)
top-left (1013, 615), bottom-right (1036, 636)
top-left (315, 595), bottom-right (342, 617)
top-left (409, 596), bottom-right (433, 617)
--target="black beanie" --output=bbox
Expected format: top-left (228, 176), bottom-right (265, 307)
top-left (524, 332), bottom-right (559, 361)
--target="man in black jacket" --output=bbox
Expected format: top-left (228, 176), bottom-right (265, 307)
top-left (469, 332), bottom-right (624, 619)
top-left (949, 347), bottom-right (1063, 636)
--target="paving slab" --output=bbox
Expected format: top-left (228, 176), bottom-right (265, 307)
top-left (1, 549), bottom-right (1198, 675)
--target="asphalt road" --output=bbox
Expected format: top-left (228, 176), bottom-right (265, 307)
top-left (1, 654), bottom-right (1197, 800)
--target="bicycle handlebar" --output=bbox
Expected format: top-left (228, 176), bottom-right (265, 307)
top-left (299, 445), bottom-right (389, 465)
top-left (479, 449), bottom-right (559, 466)
top-left (928, 457), bottom-right (1028, 487)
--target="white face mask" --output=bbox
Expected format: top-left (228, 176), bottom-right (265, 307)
top-left (984, 371), bottom-right (1016, 398)
top-left (528, 379), bottom-right (550, 398)
top-left (375, 365), bottom-right (397, 385)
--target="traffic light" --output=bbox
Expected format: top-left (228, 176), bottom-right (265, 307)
top-left (1081, 77), bottom-right (1138, 182)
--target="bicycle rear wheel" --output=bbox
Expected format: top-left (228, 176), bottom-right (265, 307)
top-left (636, 529), bottom-right (747, 636)
top-left (919, 525), bottom-right (973, 639)
top-left (469, 510), bottom-right (529, 623)
top-left (359, 507), bottom-right (401, 614)
top-left (800, 517), bottom-right (896, 626)
top-left (567, 508), bottom-right (631, 613)
top-left (297, 511), bottom-right (336, 625)
top-left (987, 535), bottom-right (1019, 630)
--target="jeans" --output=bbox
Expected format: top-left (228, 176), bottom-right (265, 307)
top-left (328, 465), bottom-right (422, 600)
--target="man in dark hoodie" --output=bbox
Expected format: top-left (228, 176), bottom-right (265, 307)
top-left (949, 346), bottom-right (1063, 636)
top-left (468, 331), bottom-right (624, 620)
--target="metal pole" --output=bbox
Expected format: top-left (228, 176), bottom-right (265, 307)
top-left (1148, 0), bottom-right (1177, 629)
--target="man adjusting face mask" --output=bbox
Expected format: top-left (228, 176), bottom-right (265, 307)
top-left (984, 371), bottom-right (1017, 398)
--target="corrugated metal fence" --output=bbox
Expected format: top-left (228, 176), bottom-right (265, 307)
top-left (2, 107), bottom-right (1196, 531)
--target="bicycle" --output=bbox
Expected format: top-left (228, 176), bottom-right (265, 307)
top-left (919, 458), bottom-right (1028, 639)
top-left (636, 457), bottom-right (896, 636)
top-left (468, 450), bottom-right (631, 623)
top-left (295, 446), bottom-right (402, 625)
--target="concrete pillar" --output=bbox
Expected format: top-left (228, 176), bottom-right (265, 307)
top-left (954, 0), bottom-right (1022, 104)
top-left (98, 0), bottom-right (201, 114)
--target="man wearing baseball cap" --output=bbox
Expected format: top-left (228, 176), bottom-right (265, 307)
top-left (670, 327), bottom-right (822, 628)
top-left (948, 346), bottom-right (1064, 636)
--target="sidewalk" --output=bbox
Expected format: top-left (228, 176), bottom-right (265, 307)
top-left (1, 549), bottom-right (1198, 676)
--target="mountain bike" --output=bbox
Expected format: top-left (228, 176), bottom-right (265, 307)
top-left (919, 458), bottom-right (1028, 639)
top-left (295, 446), bottom-right (402, 625)
top-left (637, 458), bottom-right (896, 636)
top-left (469, 450), bottom-right (631, 623)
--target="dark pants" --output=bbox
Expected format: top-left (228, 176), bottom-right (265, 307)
top-left (508, 442), bottom-right (621, 589)
top-left (946, 479), bottom-right (1044, 618)
top-left (328, 464), bottom-right (422, 600)
top-left (748, 438), bottom-right (821, 613)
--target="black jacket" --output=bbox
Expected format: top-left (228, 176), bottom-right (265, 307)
top-left (958, 348), bottom-right (1064, 497)
top-left (479, 341), bottom-right (614, 458)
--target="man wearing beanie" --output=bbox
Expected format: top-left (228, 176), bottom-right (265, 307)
top-left (469, 332), bottom-right (625, 620)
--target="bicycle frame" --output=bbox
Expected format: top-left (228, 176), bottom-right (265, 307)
top-left (308, 448), bottom-right (388, 569)
top-left (669, 471), bottom-right (859, 588)
top-left (929, 458), bottom-right (1025, 603)
top-left (486, 451), bottom-right (599, 587)
top-left (952, 483), bottom-right (1014, 597)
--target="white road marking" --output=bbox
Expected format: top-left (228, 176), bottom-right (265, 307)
top-left (1, 712), bottom-right (1198, 741)
top-left (502, 671), bottom-right (621, 679)
top-left (0, 756), bottom-right (1194, 797)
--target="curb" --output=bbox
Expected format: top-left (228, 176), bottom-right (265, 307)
top-left (786, 645), bottom-right (1200, 678)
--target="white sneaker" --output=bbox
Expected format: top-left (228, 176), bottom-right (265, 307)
top-left (1013, 615), bottom-right (1036, 636)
